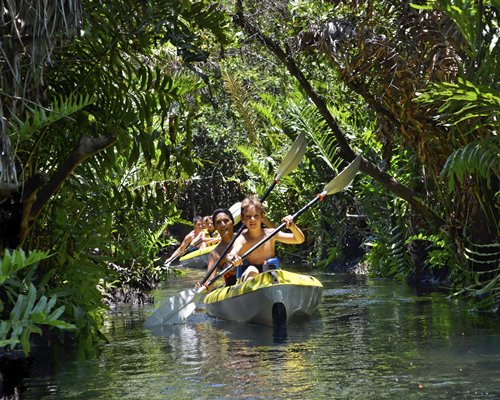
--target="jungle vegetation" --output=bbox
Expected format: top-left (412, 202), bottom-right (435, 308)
top-left (0, 0), bottom-right (498, 355)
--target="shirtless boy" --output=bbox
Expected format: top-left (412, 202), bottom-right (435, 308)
top-left (227, 195), bottom-right (305, 281)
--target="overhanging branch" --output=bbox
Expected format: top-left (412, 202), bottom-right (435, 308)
top-left (233, 3), bottom-right (444, 229)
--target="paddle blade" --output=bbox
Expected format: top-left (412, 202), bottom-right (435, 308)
top-left (274, 133), bottom-right (307, 180)
top-left (144, 288), bottom-right (199, 328)
top-left (324, 155), bottom-right (362, 195)
top-left (228, 201), bottom-right (242, 225)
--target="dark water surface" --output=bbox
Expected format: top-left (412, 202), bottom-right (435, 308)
top-left (23, 268), bottom-right (500, 399)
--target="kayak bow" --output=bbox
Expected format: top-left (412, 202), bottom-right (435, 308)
top-left (204, 269), bottom-right (323, 326)
top-left (177, 244), bottom-right (218, 269)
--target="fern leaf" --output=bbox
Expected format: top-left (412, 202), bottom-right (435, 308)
top-left (441, 136), bottom-right (500, 191)
top-left (284, 99), bottom-right (342, 172)
top-left (11, 94), bottom-right (95, 142)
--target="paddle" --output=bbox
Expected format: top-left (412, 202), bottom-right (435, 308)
top-left (210, 154), bottom-right (362, 284)
top-left (143, 155), bottom-right (361, 328)
top-left (260, 132), bottom-right (307, 201)
top-left (198, 133), bottom-right (307, 287)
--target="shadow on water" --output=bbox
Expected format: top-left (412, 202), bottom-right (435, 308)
top-left (207, 316), bottom-right (323, 347)
top-left (148, 312), bottom-right (324, 348)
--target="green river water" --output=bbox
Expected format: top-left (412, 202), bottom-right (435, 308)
top-left (22, 268), bottom-right (500, 399)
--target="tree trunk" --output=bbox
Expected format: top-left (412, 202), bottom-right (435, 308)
top-left (0, 133), bottom-right (116, 248)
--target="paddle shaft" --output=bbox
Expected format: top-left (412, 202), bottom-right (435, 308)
top-left (206, 194), bottom-right (322, 287)
top-left (259, 179), bottom-right (277, 204)
top-left (166, 246), bottom-right (191, 267)
top-left (199, 179), bottom-right (278, 286)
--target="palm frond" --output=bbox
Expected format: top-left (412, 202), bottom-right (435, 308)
top-left (410, 0), bottom-right (493, 61)
top-left (441, 136), bottom-right (500, 191)
top-left (222, 70), bottom-right (258, 142)
top-left (10, 94), bottom-right (95, 143)
top-left (284, 99), bottom-right (342, 172)
top-left (416, 78), bottom-right (500, 131)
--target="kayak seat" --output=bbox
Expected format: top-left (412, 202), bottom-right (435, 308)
top-left (263, 257), bottom-right (280, 271)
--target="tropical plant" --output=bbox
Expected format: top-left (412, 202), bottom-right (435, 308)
top-left (0, 249), bottom-right (75, 355)
top-left (411, 0), bottom-right (499, 307)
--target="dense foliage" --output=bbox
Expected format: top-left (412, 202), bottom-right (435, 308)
top-left (0, 0), bottom-right (498, 357)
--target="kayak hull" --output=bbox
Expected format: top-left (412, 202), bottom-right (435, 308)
top-left (204, 269), bottom-right (323, 326)
top-left (177, 253), bottom-right (209, 269)
top-left (176, 244), bottom-right (217, 269)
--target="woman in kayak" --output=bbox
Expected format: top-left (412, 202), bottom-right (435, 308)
top-left (227, 195), bottom-right (305, 282)
top-left (196, 208), bottom-right (237, 287)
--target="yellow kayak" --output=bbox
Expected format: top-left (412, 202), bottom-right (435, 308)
top-left (204, 269), bottom-right (323, 326)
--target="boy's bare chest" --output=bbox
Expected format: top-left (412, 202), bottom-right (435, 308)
top-left (242, 236), bottom-right (275, 263)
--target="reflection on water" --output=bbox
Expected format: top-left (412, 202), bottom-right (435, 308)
top-left (22, 269), bottom-right (500, 399)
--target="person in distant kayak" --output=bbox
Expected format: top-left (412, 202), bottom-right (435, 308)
top-left (196, 208), bottom-right (236, 288)
top-left (227, 195), bottom-right (305, 282)
top-left (164, 215), bottom-right (204, 265)
top-left (196, 215), bottom-right (221, 248)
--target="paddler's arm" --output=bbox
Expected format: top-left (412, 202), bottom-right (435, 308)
top-left (203, 233), bottom-right (221, 247)
top-left (226, 236), bottom-right (244, 267)
top-left (276, 215), bottom-right (305, 245)
top-left (208, 249), bottom-right (224, 281)
top-left (165, 232), bottom-right (193, 264)
top-left (195, 250), bottom-right (220, 290)
top-left (191, 230), bottom-right (204, 247)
